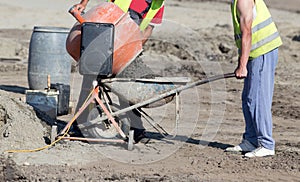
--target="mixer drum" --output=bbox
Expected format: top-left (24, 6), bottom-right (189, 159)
top-left (66, 2), bottom-right (143, 76)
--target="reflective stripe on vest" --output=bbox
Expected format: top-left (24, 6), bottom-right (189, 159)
top-left (110, 0), bottom-right (131, 13)
top-left (108, 0), bottom-right (163, 31)
top-left (139, 0), bottom-right (164, 31)
top-left (231, 0), bottom-right (282, 58)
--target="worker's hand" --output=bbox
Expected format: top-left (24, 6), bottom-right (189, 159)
top-left (73, 3), bottom-right (86, 13)
top-left (234, 65), bottom-right (247, 79)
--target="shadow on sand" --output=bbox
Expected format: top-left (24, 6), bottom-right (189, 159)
top-left (0, 85), bottom-right (27, 94)
top-left (143, 131), bottom-right (233, 150)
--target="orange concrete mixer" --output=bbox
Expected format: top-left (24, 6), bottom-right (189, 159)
top-left (66, 2), bottom-right (143, 76)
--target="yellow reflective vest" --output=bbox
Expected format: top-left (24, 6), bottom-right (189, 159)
top-left (231, 0), bottom-right (282, 58)
top-left (108, 0), bottom-right (164, 31)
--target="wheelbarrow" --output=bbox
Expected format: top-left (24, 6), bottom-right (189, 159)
top-left (57, 72), bottom-right (235, 150)
top-left (57, 3), bottom-right (236, 150)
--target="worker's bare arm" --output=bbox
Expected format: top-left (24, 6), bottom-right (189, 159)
top-left (141, 25), bottom-right (154, 45)
top-left (235, 0), bottom-right (254, 78)
top-left (74, 0), bottom-right (89, 12)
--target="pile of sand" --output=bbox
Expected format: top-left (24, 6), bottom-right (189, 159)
top-left (0, 90), bottom-right (46, 153)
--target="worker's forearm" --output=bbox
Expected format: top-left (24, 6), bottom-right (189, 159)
top-left (141, 25), bottom-right (154, 45)
top-left (235, 29), bottom-right (251, 78)
top-left (74, 0), bottom-right (89, 12)
top-left (239, 29), bottom-right (252, 67)
top-left (80, 0), bottom-right (89, 5)
top-left (80, 0), bottom-right (89, 4)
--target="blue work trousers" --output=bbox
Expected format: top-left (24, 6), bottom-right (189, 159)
top-left (242, 48), bottom-right (278, 150)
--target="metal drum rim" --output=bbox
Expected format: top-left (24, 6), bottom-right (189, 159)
top-left (33, 26), bottom-right (70, 33)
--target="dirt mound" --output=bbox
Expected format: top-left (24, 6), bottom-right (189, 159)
top-left (140, 24), bottom-right (236, 79)
top-left (0, 155), bottom-right (26, 181)
top-left (0, 90), bottom-right (46, 153)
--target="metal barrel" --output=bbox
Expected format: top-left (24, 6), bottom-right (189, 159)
top-left (28, 26), bottom-right (72, 90)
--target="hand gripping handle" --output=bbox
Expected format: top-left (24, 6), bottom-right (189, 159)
top-left (69, 6), bottom-right (86, 24)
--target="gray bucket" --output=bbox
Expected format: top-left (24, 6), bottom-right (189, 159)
top-left (28, 26), bottom-right (72, 90)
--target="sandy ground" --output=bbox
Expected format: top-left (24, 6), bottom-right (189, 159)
top-left (0, 0), bottom-right (300, 181)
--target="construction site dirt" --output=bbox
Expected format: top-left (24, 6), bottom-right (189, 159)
top-left (0, 0), bottom-right (299, 181)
